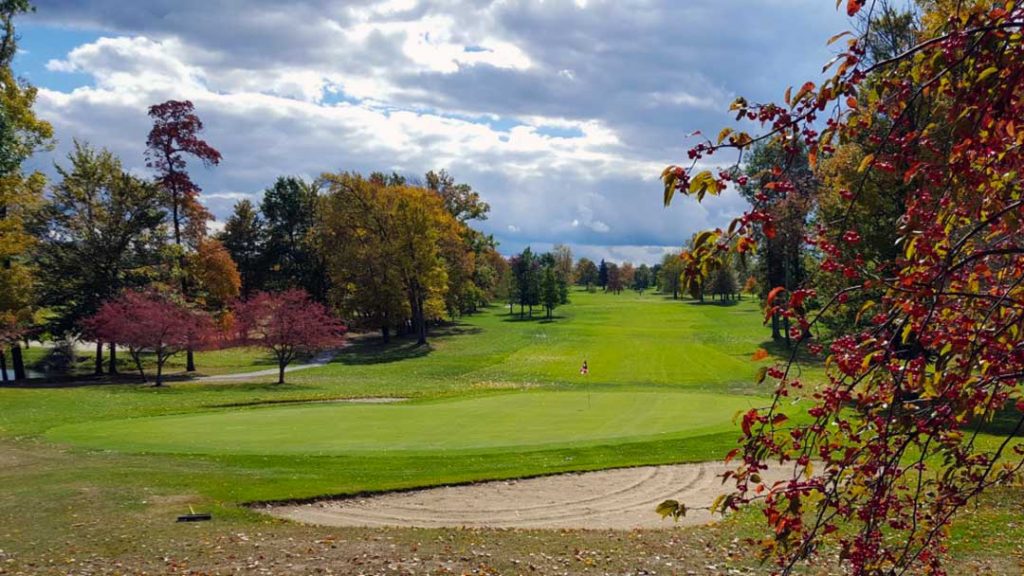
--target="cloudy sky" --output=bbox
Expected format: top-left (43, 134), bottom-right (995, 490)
top-left (17, 0), bottom-right (850, 264)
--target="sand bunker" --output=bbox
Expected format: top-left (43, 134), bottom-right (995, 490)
top-left (265, 462), bottom-right (789, 530)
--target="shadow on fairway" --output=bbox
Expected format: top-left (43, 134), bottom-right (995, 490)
top-left (758, 338), bottom-right (825, 366)
top-left (683, 299), bottom-right (743, 307)
top-left (336, 323), bottom-right (482, 366)
top-left (966, 402), bottom-right (1024, 436)
top-left (500, 314), bottom-right (566, 323)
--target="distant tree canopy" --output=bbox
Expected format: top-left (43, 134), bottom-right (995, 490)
top-left (657, 252), bottom-right (684, 299)
top-left (574, 257), bottom-right (599, 290)
top-left (508, 246), bottom-right (569, 319)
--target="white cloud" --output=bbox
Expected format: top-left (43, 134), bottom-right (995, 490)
top-left (27, 0), bottom-right (850, 257)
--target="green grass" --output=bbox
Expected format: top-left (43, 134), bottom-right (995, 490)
top-left (2, 289), bottom-right (1020, 573)
top-left (46, 390), bottom-right (763, 455)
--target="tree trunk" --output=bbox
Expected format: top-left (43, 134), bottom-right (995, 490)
top-left (132, 350), bottom-right (146, 383)
top-left (94, 341), bottom-right (104, 376)
top-left (109, 343), bottom-right (118, 375)
top-left (771, 313), bottom-right (782, 340)
top-left (185, 348), bottom-right (196, 372)
top-left (11, 344), bottom-right (25, 380)
top-left (381, 325), bottom-right (390, 344)
top-left (783, 316), bottom-right (792, 348)
top-left (278, 362), bottom-right (286, 385)
top-left (410, 293), bottom-right (428, 345)
top-left (0, 350), bottom-right (7, 383)
top-left (154, 354), bottom-right (164, 387)
top-left (673, 288), bottom-right (678, 299)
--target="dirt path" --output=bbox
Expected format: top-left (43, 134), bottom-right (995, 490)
top-left (264, 462), bottom-right (791, 530)
top-left (195, 351), bottom-right (338, 382)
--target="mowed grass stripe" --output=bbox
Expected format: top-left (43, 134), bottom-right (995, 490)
top-left (45, 391), bottom-right (762, 455)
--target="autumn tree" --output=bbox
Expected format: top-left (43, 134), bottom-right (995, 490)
top-left (321, 173), bottom-right (456, 345)
top-left (320, 173), bottom-right (406, 342)
top-left (657, 252), bottom-right (684, 299)
top-left (37, 141), bottom-right (166, 375)
top-left (0, 0), bottom-right (53, 380)
top-left (190, 238), bottom-right (241, 310)
top-left (659, 2), bottom-right (1024, 573)
top-left (574, 257), bottom-right (599, 290)
top-left (738, 141), bottom-right (815, 340)
top-left (84, 290), bottom-right (214, 386)
top-left (552, 243), bottom-right (575, 286)
top-left (620, 262), bottom-right (636, 292)
top-left (233, 289), bottom-right (345, 384)
top-left (145, 99), bottom-right (221, 372)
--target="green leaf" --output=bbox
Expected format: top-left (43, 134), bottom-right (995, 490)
top-left (656, 499), bottom-right (685, 520)
top-left (662, 166), bottom-right (679, 206)
top-left (857, 153), bottom-right (875, 173)
top-left (694, 230), bottom-right (716, 248)
top-left (978, 66), bottom-right (999, 82)
top-left (855, 300), bottom-right (875, 324)
top-left (688, 170), bottom-right (718, 199)
top-left (755, 366), bottom-right (769, 385)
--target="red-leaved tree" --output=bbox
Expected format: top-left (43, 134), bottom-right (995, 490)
top-left (146, 99), bottom-right (222, 372)
top-left (233, 289), bottom-right (346, 385)
top-left (658, 2), bottom-right (1024, 574)
top-left (84, 290), bottom-right (215, 386)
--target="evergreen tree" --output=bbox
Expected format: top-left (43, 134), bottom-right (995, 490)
top-left (218, 199), bottom-right (264, 298)
top-left (597, 259), bottom-right (609, 289)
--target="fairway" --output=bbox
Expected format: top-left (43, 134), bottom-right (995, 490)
top-left (46, 390), bottom-right (760, 455)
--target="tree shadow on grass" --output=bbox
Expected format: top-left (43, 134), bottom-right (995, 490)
top-left (758, 338), bottom-right (826, 367)
top-left (500, 313), bottom-right (566, 323)
top-left (335, 322), bottom-right (482, 366)
top-left (966, 402), bottom-right (1024, 437)
top-left (683, 298), bottom-right (743, 307)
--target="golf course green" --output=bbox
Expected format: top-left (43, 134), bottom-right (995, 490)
top-left (45, 390), bottom-right (761, 455)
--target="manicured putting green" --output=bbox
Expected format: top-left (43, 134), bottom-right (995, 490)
top-left (47, 391), bottom-right (758, 455)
